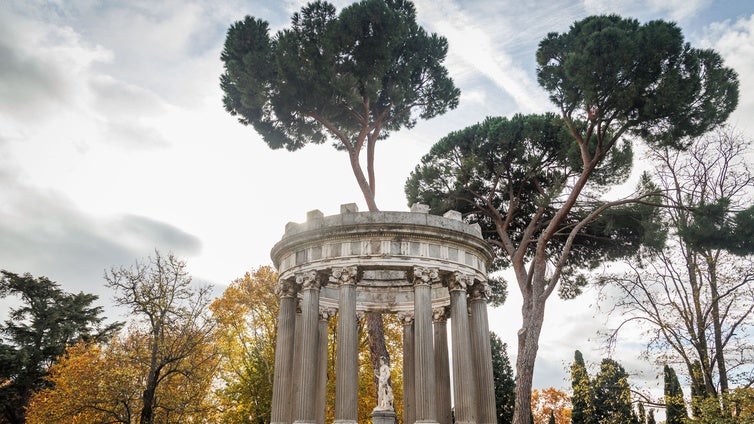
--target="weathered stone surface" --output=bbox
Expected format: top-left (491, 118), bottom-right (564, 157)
top-left (371, 409), bottom-right (396, 424)
top-left (307, 209), bottom-right (324, 221)
top-left (410, 203), bottom-right (430, 213)
top-left (270, 286), bottom-right (296, 424)
top-left (433, 308), bottom-right (452, 424)
top-left (341, 203), bottom-right (359, 213)
top-left (449, 273), bottom-right (477, 424)
top-left (270, 209), bottom-right (493, 314)
top-left (442, 210), bottom-right (463, 221)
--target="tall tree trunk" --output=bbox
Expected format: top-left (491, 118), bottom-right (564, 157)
top-left (687, 250), bottom-right (717, 396)
top-left (140, 378), bottom-right (158, 424)
top-left (141, 329), bottom-right (161, 424)
top-left (347, 151), bottom-right (391, 395)
top-left (707, 257), bottom-right (730, 415)
top-left (363, 200), bottom-right (391, 394)
top-left (512, 268), bottom-right (547, 424)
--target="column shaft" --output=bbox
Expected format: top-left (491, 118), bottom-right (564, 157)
top-left (433, 310), bottom-right (451, 424)
top-left (470, 295), bottom-right (496, 424)
top-left (450, 279), bottom-right (476, 424)
top-left (292, 305), bottom-right (303, 422)
top-left (294, 275), bottom-right (321, 424)
top-left (316, 310), bottom-right (331, 424)
top-left (402, 315), bottom-right (415, 424)
top-left (335, 268), bottom-right (358, 424)
top-left (271, 284), bottom-right (297, 424)
top-left (413, 267), bottom-right (438, 424)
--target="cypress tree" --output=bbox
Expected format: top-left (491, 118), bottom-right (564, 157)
top-left (571, 350), bottom-right (595, 424)
top-left (490, 333), bottom-right (515, 423)
top-left (636, 402), bottom-right (646, 424)
top-left (593, 358), bottom-right (633, 424)
top-left (664, 365), bottom-right (688, 424)
top-left (689, 361), bottom-right (707, 417)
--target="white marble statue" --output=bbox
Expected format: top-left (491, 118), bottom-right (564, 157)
top-left (375, 356), bottom-right (394, 411)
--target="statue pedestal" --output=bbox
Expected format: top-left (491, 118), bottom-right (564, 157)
top-left (371, 409), bottom-right (396, 424)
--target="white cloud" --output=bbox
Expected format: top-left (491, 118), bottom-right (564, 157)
top-left (701, 14), bottom-right (754, 136)
top-left (414, 0), bottom-right (549, 114)
top-left (582, 0), bottom-right (712, 22)
top-left (0, 7), bottom-right (111, 122)
top-left (0, 170), bottom-right (202, 317)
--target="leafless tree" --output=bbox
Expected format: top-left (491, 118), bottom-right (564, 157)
top-left (601, 126), bottom-right (754, 416)
top-left (105, 251), bottom-right (217, 424)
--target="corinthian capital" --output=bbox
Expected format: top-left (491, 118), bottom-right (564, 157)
top-left (295, 270), bottom-right (321, 290)
top-left (329, 266), bottom-right (358, 286)
top-left (412, 266), bottom-right (440, 286)
top-left (397, 311), bottom-right (414, 325)
top-left (433, 307), bottom-right (449, 322)
top-left (274, 278), bottom-right (297, 298)
top-left (469, 280), bottom-right (491, 301)
top-left (447, 271), bottom-right (474, 292)
top-left (319, 307), bottom-right (336, 320)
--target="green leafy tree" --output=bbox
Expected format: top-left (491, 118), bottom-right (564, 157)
top-left (406, 15), bottom-right (738, 424)
top-left (491, 332), bottom-right (515, 423)
top-left (592, 359), bottom-right (633, 424)
top-left (664, 365), bottom-right (687, 424)
top-left (105, 251), bottom-right (216, 424)
top-left (647, 409), bottom-right (656, 424)
top-left (571, 350), bottom-right (595, 424)
top-left (220, 0), bottom-right (460, 383)
top-left (531, 388), bottom-right (571, 424)
top-left (210, 266), bottom-right (280, 423)
top-left (636, 402), bottom-right (646, 424)
top-left (25, 331), bottom-right (218, 424)
top-left (0, 271), bottom-right (119, 424)
top-left (690, 361), bottom-right (707, 417)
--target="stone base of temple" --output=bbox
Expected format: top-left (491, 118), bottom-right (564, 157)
top-left (371, 409), bottom-right (396, 424)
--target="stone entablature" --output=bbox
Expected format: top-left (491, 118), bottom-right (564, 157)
top-left (270, 204), bottom-right (494, 313)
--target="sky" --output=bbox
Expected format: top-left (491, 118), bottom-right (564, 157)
top-left (2, 0), bottom-right (754, 399)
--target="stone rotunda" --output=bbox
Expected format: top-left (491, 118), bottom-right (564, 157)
top-left (269, 203), bottom-right (497, 424)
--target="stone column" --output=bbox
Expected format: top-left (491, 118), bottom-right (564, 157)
top-left (433, 307), bottom-right (452, 424)
top-left (449, 272), bottom-right (477, 424)
top-left (332, 266), bottom-right (359, 424)
top-left (469, 282), bottom-right (496, 424)
top-left (293, 271), bottom-right (322, 424)
top-left (316, 307), bottom-right (334, 424)
top-left (399, 312), bottom-right (415, 424)
top-left (413, 266), bottom-right (439, 424)
top-left (271, 279), bottom-right (298, 424)
top-left (292, 300), bottom-right (303, 422)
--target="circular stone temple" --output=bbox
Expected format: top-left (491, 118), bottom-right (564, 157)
top-left (269, 203), bottom-right (498, 424)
